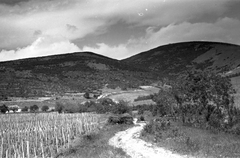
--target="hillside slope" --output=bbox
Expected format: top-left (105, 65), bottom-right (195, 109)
top-left (0, 52), bottom-right (158, 98)
top-left (122, 41), bottom-right (240, 76)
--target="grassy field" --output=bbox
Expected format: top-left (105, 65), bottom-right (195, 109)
top-left (140, 116), bottom-right (240, 158)
top-left (57, 124), bottom-right (132, 158)
top-left (107, 88), bottom-right (158, 104)
top-left (0, 112), bottom-right (106, 158)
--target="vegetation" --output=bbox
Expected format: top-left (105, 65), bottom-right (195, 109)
top-left (41, 105), bottom-right (49, 112)
top-left (141, 69), bottom-right (240, 157)
top-left (56, 123), bottom-right (130, 158)
top-left (8, 106), bottom-right (19, 113)
top-left (172, 70), bottom-right (238, 130)
top-left (21, 106), bottom-right (29, 112)
top-left (30, 104), bottom-right (39, 112)
top-left (0, 113), bottom-right (103, 158)
top-left (55, 99), bottom-right (131, 115)
top-left (0, 104), bottom-right (9, 113)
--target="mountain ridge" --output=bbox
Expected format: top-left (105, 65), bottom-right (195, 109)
top-left (123, 41), bottom-right (240, 77)
top-left (1, 41), bottom-right (240, 98)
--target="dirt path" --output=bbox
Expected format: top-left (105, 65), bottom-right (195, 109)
top-left (109, 120), bottom-right (192, 158)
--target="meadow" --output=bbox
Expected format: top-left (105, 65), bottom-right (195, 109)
top-left (0, 112), bottom-right (105, 158)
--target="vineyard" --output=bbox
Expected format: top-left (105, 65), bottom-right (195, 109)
top-left (0, 112), bottom-right (105, 158)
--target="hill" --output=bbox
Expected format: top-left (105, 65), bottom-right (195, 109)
top-left (0, 52), bottom-right (158, 99)
top-left (122, 41), bottom-right (240, 77)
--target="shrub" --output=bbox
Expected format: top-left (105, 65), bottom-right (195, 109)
top-left (139, 115), bottom-right (145, 121)
top-left (55, 102), bottom-right (64, 113)
top-left (112, 100), bottom-right (131, 114)
top-left (83, 92), bottom-right (90, 99)
top-left (152, 89), bottom-right (177, 117)
top-left (0, 104), bottom-right (8, 113)
top-left (64, 103), bottom-right (80, 113)
top-left (21, 106), bottom-right (29, 112)
top-left (108, 113), bottom-right (133, 125)
top-left (30, 105), bottom-right (39, 112)
top-left (41, 105), bottom-right (49, 112)
top-left (172, 69), bottom-right (237, 130)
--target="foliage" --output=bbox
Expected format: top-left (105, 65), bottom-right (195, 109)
top-left (111, 100), bottom-right (131, 114)
top-left (152, 89), bottom-right (177, 117)
top-left (139, 115), bottom-right (145, 121)
top-left (30, 104), bottom-right (39, 112)
top-left (55, 102), bottom-right (65, 113)
top-left (108, 113), bottom-right (133, 124)
top-left (41, 105), bottom-right (49, 112)
top-left (21, 106), bottom-right (29, 112)
top-left (83, 92), bottom-right (90, 99)
top-left (0, 104), bottom-right (9, 113)
top-left (172, 69), bottom-right (237, 129)
top-left (9, 106), bottom-right (19, 113)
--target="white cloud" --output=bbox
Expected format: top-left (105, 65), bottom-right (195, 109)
top-left (142, 17), bottom-right (240, 48)
top-left (0, 36), bottom-right (80, 61)
top-left (0, 0), bottom-right (230, 49)
top-left (80, 17), bottom-right (240, 60)
top-left (0, 0), bottom-right (237, 61)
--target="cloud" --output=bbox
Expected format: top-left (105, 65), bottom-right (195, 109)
top-left (80, 17), bottom-right (240, 60)
top-left (66, 24), bottom-right (78, 32)
top-left (0, 0), bottom-right (238, 61)
top-left (142, 17), bottom-right (240, 48)
top-left (0, 0), bottom-right (230, 49)
top-left (0, 36), bottom-right (80, 61)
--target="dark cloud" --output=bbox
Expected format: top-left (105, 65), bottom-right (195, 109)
top-left (1, 0), bottom-right (240, 61)
top-left (66, 24), bottom-right (78, 32)
top-left (0, 0), bottom-right (29, 5)
top-left (33, 30), bottom-right (42, 36)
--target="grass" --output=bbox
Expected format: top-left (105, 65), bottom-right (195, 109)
top-left (55, 121), bottom-right (132, 158)
top-left (141, 117), bottom-right (240, 157)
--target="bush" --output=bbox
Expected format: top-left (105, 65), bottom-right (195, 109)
top-left (111, 100), bottom-right (131, 114)
top-left (55, 102), bottom-right (64, 113)
top-left (41, 105), bottom-right (49, 112)
top-left (21, 106), bottom-right (29, 112)
top-left (108, 113), bottom-right (133, 125)
top-left (139, 115), bottom-right (145, 121)
top-left (152, 89), bottom-right (177, 117)
top-left (0, 104), bottom-right (8, 113)
top-left (30, 105), bottom-right (39, 112)
top-left (172, 69), bottom-right (237, 130)
top-left (64, 103), bottom-right (80, 113)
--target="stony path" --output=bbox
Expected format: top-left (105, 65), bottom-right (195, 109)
top-left (109, 120), bottom-right (192, 158)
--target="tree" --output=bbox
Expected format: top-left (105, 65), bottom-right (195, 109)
top-left (0, 104), bottom-right (9, 113)
top-left (83, 92), bottom-right (90, 99)
top-left (173, 70), bottom-right (236, 128)
top-left (9, 106), bottom-right (19, 113)
top-left (21, 106), bottom-right (29, 112)
top-left (41, 105), bottom-right (49, 112)
top-left (55, 102), bottom-right (64, 113)
top-left (152, 89), bottom-right (176, 117)
top-left (30, 105), bottom-right (39, 112)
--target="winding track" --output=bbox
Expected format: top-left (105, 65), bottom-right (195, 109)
top-left (109, 120), bottom-right (192, 158)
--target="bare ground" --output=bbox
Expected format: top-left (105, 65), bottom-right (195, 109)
top-left (109, 120), bottom-right (192, 158)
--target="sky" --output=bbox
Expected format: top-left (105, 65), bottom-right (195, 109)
top-left (0, 0), bottom-right (240, 61)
